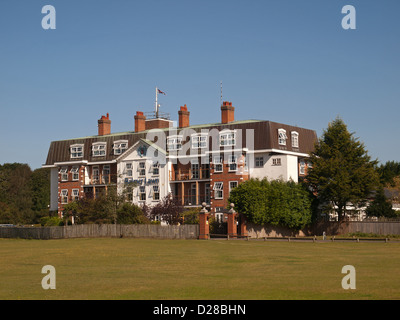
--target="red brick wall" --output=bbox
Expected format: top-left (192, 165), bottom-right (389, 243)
top-left (98, 113), bottom-right (111, 136)
top-left (221, 101), bottom-right (234, 124)
top-left (178, 105), bottom-right (190, 128)
top-left (57, 165), bottom-right (85, 215)
top-left (210, 155), bottom-right (248, 212)
top-left (145, 119), bottom-right (172, 130)
top-left (135, 111), bottom-right (146, 132)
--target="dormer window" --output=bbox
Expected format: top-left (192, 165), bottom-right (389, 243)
top-left (291, 131), bottom-right (299, 148)
top-left (191, 133), bottom-right (208, 149)
top-left (278, 129), bottom-right (287, 146)
top-left (219, 130), bottom-right (236, 147)
top-left (167, 135), bottom-right (182, 151)
top-left (113, 140), bottom-right (128, 155)
top-left (92, 142), bottom-right (106, 157)
top-left (70, 144), bottom-right (84, 158)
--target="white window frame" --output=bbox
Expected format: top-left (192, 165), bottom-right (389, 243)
top-left (92, 142), bottom-right (107, 157)
top-left (228, 155), bottom-right (237, 172)
top-left (102, 165), bottom-right (110, 184)
top-left (71, 166), bottom-right (79, 181)
top-left (70, 144), bottom-right (84, 159)
top-left (60, 167), bottom-right (68, 181)
top-left (291, 131), bottom-right (299, 148)
top-left (300, 160), bottom-right (306, 175)
top-left (191, 133), bottom-right (208, 149)
top-left (139, 186), bottom-right (146, 201)
top-left (113, 140), bottom-right (128, 155)
top-left (229, 181), bottom-right (238, 193)
top-left (219, 130), bottom-right (236, 147)
top-left (167, 135), bottom-right (183, 151)
top-left (278, 129), bottom-right (287, 146)
top-left (72, 189), bottom-right (79, 202)
top-left (92, 166), bottom-right (100, 183)
top-left (272, 158), bottom-right (281, 166)
top-left (152, 185), bottom-right (160, 201)
top-left (126, 163), bottom-right (133, 177)
top-left (213, 182), bottom-right (223, 200)
top-left (61, 189), bottom-right (68, 204)
top-left (152, 162), bottom-right (159, 176)
top-left (138, 162), bottom-right (146, 177)
top-left (213, 156), bottom-right (223, 173)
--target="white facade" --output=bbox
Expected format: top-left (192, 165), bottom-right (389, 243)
top-left (249, 152), bottom-right (299, 182)
top-left (116, 140), bottom-right (169, 207)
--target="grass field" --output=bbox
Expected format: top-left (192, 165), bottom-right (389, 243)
top-left (0, 238), bottom-right (399, 300)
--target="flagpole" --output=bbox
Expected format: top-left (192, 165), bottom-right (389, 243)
top-left (155, 86), bottom-right (158, 118)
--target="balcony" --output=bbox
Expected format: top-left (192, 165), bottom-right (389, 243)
top-left (172, 194), bottom-right (211, 207)
top-left (86, 174), bottom-right (118, 186)
top-left (169, 168), bottom-right (210, 181)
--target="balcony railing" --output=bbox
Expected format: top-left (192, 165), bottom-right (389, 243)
top-left (169, 168), bottom-right (210, 181)
top-left (172, 194), bottom-right (211, 206)
top-left (87, 174), bottom-right (118, 186)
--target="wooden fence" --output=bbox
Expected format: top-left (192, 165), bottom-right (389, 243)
top-left (310, 221), bottom-right (400, 235)
top-left (246, 221), bottom-right (400, 238)
top-left (0, 224), bottom-right (199, 240)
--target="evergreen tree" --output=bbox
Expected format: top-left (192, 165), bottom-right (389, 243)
top-left (365, 186), bottom-right (398, 219)
top-left (306, 117), bottom-right (379, 221)
top-left (29, 168), bottom-right (50, 222)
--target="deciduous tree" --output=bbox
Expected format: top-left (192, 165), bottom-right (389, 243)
top-left (228, 178), bottom-right (312, 230)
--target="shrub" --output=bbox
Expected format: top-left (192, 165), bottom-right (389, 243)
top-left (229, 178), bottom-right (312, 230)
top-left (40, 216), bottom-right (62, 226)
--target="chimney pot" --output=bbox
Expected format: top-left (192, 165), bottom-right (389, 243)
top-left (221, 101), bottom-right (235, 124)
top-left (98, 113), bottom-right (111, 135)
top-left (178, 104), bottom-right (190, 128)
top-left (134, 111), bottom-right (146, 132)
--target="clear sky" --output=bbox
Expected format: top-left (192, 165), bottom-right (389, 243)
top-left (0, 0), bottom-right (399, 170)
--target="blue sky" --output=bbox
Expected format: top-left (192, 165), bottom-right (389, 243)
top-left (0, 0), bottom-right (399, 170)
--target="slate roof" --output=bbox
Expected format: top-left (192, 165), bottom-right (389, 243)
top-left (44, 120), bottom-right (318, 166)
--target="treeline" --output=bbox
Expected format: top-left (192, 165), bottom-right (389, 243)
top-left (229, 118), bottom-right (400, 226)
top-left (377, 161), bottom-right (400, 187)
top-left (0, 163), bottom-right (50, 225)
top-left (1, 149), bottom-right (400, 226)
top-left (63, 193), bottom-right (199, 226)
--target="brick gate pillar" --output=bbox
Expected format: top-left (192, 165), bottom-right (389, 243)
top-left (199, 202), bottom-right (210, 240)
top-left (239, 213), bottom-right (248, 237)
top-left (227, 203), bottom-right (237, 238)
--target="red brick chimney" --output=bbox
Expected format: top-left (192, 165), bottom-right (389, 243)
top-left (178, 104), bottom-right (190, 128)
top-left (221, 101), bottom-right (235, 124)
top-left (134, 111), bottom-right (146, 132)
top-left (98, 113), bottom-right (111, 136)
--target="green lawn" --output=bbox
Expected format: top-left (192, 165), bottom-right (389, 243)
top-left (0, 238), bottom-right (399, 300)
